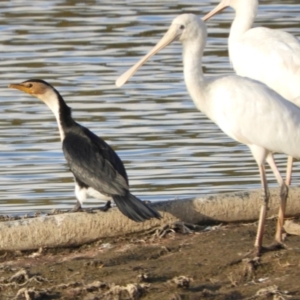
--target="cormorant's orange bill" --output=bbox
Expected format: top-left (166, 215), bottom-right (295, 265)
top-left (9, 83), bottom-right (33, 95)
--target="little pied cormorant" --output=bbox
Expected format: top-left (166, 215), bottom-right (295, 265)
top-left (9, 79), bottom-right (161, 222)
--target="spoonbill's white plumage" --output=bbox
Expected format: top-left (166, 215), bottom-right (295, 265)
top-left (203, 0), bottom-right (300, 243)
top-left (116, 14), bottom-right (300, 255)
top-left (202, 0), bottom-right (300, 102)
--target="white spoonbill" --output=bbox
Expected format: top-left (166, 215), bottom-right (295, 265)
top-left (116, 14), bottom-right (300, 255)
top-left (202, 0), bottom-right (300, 102)
top-left (202, 0), bottom-right (300, 243)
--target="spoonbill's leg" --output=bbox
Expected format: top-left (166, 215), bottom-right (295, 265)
top-left (266, 154), bottom-right (288, 244)
top-left (254, 164), bottom-right (269, 255)
top-left (285, 156), bottom-right (293, 186)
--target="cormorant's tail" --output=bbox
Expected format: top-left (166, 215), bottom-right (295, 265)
top-left (113, 192), bottom-right (161, 222)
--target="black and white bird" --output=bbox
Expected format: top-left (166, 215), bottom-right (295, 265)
top-left (9, 79), bottom-right (161, 222)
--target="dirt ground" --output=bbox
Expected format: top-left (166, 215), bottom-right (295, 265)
top-left (0, 218), bottom-right (300, 300)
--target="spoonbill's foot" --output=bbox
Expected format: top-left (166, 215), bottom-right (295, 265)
top-left (264, 241), bottom-right (287, 251)
top-left (229, 247), bottom-right (261, 266)
top-left (244, 242), bottom-right (285, 258)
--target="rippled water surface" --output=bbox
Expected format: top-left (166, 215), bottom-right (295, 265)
top-left (1, 0), bottom-right (300, 213)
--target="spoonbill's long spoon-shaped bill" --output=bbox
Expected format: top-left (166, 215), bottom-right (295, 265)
top-left (116, 26), bottom-right (180, 88)
top-left (202, 0), bottom-right (300, 244)
top-left (116, 13), bottom-right (300, 255)
top-left (202, 0), bottom-right (232, 22)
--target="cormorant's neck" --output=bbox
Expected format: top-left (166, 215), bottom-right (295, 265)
top-left (38, 88), bottom-right (75, 141)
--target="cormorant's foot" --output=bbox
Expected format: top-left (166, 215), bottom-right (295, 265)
top-left (70, 202), bottom-right (83, 212)
top-left (98, 200), bottom-right (111, 212)
top-left (81, 201), bottom-right (112, 214)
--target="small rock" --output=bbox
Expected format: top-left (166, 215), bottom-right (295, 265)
top-left (169, 275), bottom-right (193, 289)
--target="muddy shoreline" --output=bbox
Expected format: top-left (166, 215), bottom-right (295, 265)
top-left (1, 217), bottom-right (300, 299)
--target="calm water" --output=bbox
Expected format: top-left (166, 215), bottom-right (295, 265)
top-left (0, 0), bottom-right (299, 213)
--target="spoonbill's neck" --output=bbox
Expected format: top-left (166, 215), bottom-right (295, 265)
top-left (182, 37), bottom-right (207, 112)
top-left (229, 2), bottom-right (257, 43)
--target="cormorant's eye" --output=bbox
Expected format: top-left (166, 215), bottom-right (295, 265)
top-left (180, 25), bottom-right (185, 30)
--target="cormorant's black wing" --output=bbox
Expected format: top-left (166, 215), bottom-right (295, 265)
top-left (62, 124), bottom-right (129, 196)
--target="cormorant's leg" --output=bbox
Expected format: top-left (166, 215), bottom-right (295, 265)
top-left (99, 200), bottom-right (111, 211)
top-left (71, 199), bottom-right (83, 212)
top-left (72, 183), bottom-right (85, 212)
top-left (73, 183), bottom-right (111, 213)
top-left (78, 201), bottom-right (112, 213)
top-left (90, 201), bottom-right (112, 212)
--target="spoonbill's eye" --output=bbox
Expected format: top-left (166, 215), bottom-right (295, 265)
top-left (180, 25), bottom-right (185, 30)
